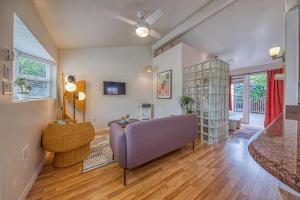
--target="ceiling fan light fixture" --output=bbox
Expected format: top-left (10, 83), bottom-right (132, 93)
top-left (136, 26), bottom-right (149, 38)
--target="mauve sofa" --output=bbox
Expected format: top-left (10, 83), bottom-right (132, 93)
top-left (109, 114), bottom-right (198, 185)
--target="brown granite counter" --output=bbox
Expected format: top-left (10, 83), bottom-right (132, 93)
top-left (248, 112), bottom-right (300, 193)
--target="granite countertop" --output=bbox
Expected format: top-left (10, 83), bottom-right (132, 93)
top-left (248, 110), bottom-right (300, 193)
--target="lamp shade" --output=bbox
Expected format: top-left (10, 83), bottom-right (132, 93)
top-left (65, 82), bottom-right (77, 92)
top-left (75, 92), bottom-right (86, 101)
top-left (64, 75), bottom-right (75, 83)
top-left (269, 47), bottom-right (280, 59)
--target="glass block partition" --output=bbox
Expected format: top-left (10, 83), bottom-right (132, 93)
top-left (183, 59), bottom-right (229, 144)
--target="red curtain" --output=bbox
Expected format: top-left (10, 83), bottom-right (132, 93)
top-left (229, 76), bottom-right (232, 111)
top-left (264, 68), bottom-right (284, 127)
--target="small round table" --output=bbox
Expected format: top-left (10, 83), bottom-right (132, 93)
top-left (107, 118), bottom-right (139, 128)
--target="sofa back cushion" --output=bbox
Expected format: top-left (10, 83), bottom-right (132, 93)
top-left (125, 114), bottom-right (197, 169)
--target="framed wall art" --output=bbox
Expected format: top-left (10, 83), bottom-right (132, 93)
top-left (157, 70), bottom-right (172, 99)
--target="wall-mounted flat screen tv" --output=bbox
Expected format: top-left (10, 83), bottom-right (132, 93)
top-left (103, 81), bottom-right (126, 95)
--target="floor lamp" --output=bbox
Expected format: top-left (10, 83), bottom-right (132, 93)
top-left (63, 74), bottom-right (86, 120)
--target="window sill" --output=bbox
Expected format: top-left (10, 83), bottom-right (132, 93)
top-left (13, 98), bottom-right (56, 104)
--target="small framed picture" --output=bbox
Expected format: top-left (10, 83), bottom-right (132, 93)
top-left (3, 62), bottom-right (11, 79)
top-left (2, 80), bottom-right (12, 95)
top-left (157, 70), bottom-right (172, 99)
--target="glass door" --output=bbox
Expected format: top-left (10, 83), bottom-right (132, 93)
top-left (231, 76), bottom-right (250, 124)
top-left (231, 80), bottom-right (244, 121)
top-left (248, 74), bottom-right (267, 127)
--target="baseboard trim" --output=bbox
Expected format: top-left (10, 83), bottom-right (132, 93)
top-left (18, 152), bottom-right (50, 200)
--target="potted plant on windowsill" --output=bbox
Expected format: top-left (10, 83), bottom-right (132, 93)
top-left (179, 96), bottom-right (195, 114)
top-left (14, 78), bottom-right (32, 100)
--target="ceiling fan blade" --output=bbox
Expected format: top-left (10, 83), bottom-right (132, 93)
top-left (115, 15), bottom-right (137, 26)
top-left (145, 9), bottom-right (163, 25)
top-left (149, 29), bottom-right (161, 39)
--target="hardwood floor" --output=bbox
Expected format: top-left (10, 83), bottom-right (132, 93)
top-left (26, 135), bottom-right (299, 200)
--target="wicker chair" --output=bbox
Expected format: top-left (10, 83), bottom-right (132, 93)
top-left (42, 121), bottom-right (95, 167)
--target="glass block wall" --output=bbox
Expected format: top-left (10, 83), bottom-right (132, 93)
top-left (183, 59), bottom-right (229, 144)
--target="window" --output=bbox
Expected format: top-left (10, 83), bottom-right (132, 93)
top-left (13, 50), bottom-right (54, 99)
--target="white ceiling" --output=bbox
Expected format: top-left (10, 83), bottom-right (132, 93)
top-left (13, 14), bottom-right (54, 61)
top-left (33, 0), bottom-right (285, 70)
top-left (180, 0), bottom-right (285, 70)
top-left (33, 0), bottom-right (211, 49)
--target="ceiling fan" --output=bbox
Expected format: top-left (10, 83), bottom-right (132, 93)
top-left (115, 9), bottom-right (163, 39)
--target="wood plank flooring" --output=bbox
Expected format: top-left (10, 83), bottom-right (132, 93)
top-left (26, 135), bottom-right (300, 200)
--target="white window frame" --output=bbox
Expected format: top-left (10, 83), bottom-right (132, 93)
top-left (13, 49), bottom-right (55, 99)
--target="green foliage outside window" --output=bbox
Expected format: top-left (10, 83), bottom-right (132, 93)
top-left (18, 56), bottom-right (47, 78)
top-left (233, 74), bottom-right (267, 99)
top-left (249, 75), bottom-right (266, 98)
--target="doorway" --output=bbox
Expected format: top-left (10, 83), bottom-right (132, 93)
top-left (231, 73), bottom-right (266, 127)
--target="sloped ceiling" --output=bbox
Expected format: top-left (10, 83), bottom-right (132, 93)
top-left (13, 14), bottom-right (54, 61)
top-left (33, 0), bottom-right (286, 70)
top-left (33, 0), bottom-right (211, 49)
top-left (180, 0), bottom-right (285, 70)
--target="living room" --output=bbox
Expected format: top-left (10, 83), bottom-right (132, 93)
top-left (0, 0), bottom-right (299, 200)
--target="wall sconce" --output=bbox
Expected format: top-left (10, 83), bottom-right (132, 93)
top-left (269, 47), bottom-right (285, 62)
top-left (145, 65), bottom-right (153, 73)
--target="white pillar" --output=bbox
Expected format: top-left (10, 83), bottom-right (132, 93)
top-left (284, 8), bottom-right (299, 106)
top-left (242, 76), bottom-right (250, 124)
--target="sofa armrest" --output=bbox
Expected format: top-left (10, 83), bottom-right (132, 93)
top-left (109, 123), bottom-right (127, 168)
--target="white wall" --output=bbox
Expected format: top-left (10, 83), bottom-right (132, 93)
top-left (152, 43), bottom-right (199, 118)
top-left (0, 0), bottom-right (58, 199)
top-left (59, 46), bottom-right (153, 130)
top-left (182, 43), bottom-right (203, 67)
top-left (285, 8), bottom-right (299, 106)
top-left (0, 100), bottom-right (56, 200)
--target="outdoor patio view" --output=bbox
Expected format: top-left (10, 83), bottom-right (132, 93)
top-left (231, 74), bottom-right (266, 127)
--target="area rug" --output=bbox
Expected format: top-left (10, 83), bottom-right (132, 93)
top-left (82, 135), bottom-right (114, 172)
top-left (231, 127), bottom-right (262, 139)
